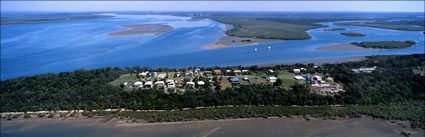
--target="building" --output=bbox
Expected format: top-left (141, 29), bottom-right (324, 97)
top-left (139, 71), bottom-right (149, 77)
top-left (243, 76), bottom-right (249, 81)
top-left (214, 69), bottom-right (222, 74)
top-left (293, 69), bottom-right (301, 74)
top-left (155, 81), bottom-right (165, 87)
top-left (294, 76), bottom-right (306, 80)
top-left (197, 81), bottom-right (205, 87)
top-left (158, 73), bottom-right (167, 79)
top-left (312, 84), bottom-right (343, 93)
top-left (268, 69), bottom-right (274, 73)
top-left (234, 70), bottom-right (242, 74)
top-left (313, 76), bottom-right (322, 81)
top-left (186, 82), bottom-right (195, 88)
top-left (150, 72), bottom-right (157, 77)
top-left (123, 81), bottom-right (128, 86)
top-left (166, 80), bottom-right (175, 89)
top-left (267, 76), bottom-right (277, 83)
top-left (229, 77), bottom-right (240, 83)
top-left (134, 81), bottom-right (143, 87)
top-left (242, 70), bottom-right (249, 73)
top-left (144, 81), bottom-right (153, 88)
top-left (194, 68), bottom-right (201, 74)
top-left (226, 70), bottom-right (232, 73)
top-left (352, 66), bottom-right (376, 73)
top-left (175, 80), bottom-right (184, 87)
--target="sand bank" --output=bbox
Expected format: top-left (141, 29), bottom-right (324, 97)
top-left (204, 24), bottom-right (277, 49)
top-left (316, 43), bottom-right (373, 51)
top-left (108, 24), bottom-right (173, 36)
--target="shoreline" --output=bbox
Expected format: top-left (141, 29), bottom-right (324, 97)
top-left (258, 56), bottom-right (367, 67)
top-left (204, 24), bottom-right (277, 49)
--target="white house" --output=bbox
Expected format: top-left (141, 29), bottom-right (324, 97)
top-left (155, 81), bottom-right (165, 87)
top-left (293, 69), bottom-right (301, 73)
top-left (267, 76), bottom-right (277, 83)
top-left (166, 80), bottom-right (175, 89)
top-left (134, 81), bottom-right (143, 87)
top-left (144, 81), bottom-right (153, 88)
top-left (158, 73), bottom-right (167, 79)
top-left (123, 81), bottom-right (128, 86)
top-left (186, 82), bottom-right (195, 88)
top-left (294, 76), bottom-right (306, 80)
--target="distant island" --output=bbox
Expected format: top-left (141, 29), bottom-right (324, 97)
top-left (1, 14), bottom-right (111, 25)
top-left (340, 32), bottom-right (366, 37)
top-left (317, 40), bottom-right (417, 50)
top-left (351, 40), bottom-right (417, 49)
top-left (335, 20), bottom-right (425, 31)
top-left (108, 24), bottom-right (174, 36)
top-left (321, 28), bottom-right (346, 31)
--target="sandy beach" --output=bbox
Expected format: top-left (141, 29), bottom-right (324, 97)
top-left (108, 24), bottom-right (174, 36)
top-left (204, 24), bottom-right (277, 49)
top-left (316, 43), bottom-right (374, 51)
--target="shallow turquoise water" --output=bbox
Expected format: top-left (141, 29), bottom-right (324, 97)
top-left (1, 13), bottom-right (424, 79)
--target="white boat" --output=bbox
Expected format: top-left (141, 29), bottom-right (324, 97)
top-left (254, 48), bottom-right (257, 52)
top-left (268, 46), bottom-right (271, 50)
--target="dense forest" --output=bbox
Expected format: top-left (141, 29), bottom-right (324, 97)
top-left (351, 40), bottom-right (417, 49)
top-left (1, 54), bottom-right (424, 113)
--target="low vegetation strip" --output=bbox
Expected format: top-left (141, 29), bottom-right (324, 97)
top-left (321, 28), bottom-right (346, 31)
top-left (340, 32), bottom-right (366, 37)
top-left (351, 40), bottom-right (417, 49)
top-left (335, 20), bottom-right (425, 31)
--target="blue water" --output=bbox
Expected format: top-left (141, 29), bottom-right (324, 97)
top-left (1, 13), bottom-right (424, 79)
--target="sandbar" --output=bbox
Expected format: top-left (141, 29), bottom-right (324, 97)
top-left (108, 24), bottom-right (174, 36)
top-left (316, 43), bottom-right (374, 51)
top-left (204, 24), bottom-right (277, 49)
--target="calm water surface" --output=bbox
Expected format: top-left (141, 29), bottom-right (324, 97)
top-left (1, 13), bottom-right (424, 79)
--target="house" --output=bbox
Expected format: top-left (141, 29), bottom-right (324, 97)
top-left (294, 76), bottom-right (306, 80)
top-left (134, 81), bottom-right (143, 87)
top-left (123, 82), bottom-right (128, 86)
top-left (312, 83), bottom-right (343, 93)
top-left (185, 70), bottom-right (193, 76)
top-left (267, 76), bottom-right (277, 83)
top-left (234, 70), bottom-right (242, 74)
top-left (139, 71), bottom-right (149, 77)
top-left (157, 73), bottom-right (167, 79)
top-left (197, 81), bottom-right (205, 87)
top-left (144, 81), bottom-right (153, 88)
top-left (203, 71), bottom-right (212, 74)
top-left (226, 70), bottom-right (232, 73)
top-left (229, 77), bottom-right (240, 83)
top-left (155, 81), bottom-right (165, 87)
top-left (313, 66), bottom-right (319, 69)
top-left (176, 71), bottom-right (183, 77)
top-left (194, 68), bottom-right (201, 74)
top-left (313, 76), bottom-right (322, 81)
top-left (175, 80), bottom-right (184, 87)
top-left (214, 69), bottom-right (222, 74)
top-left (166, 80), bottom-right (175, 89)
top-left (243, 76), bottom-right (249, 81)
top-left (268, 69), bottom-right (274, 73)
top-left (352, 66), bottom-right (376, 73)
top-left (186, 82), bottom-right (195, 88)
top-left (150, 72), bottom-right (157, 77)
top-left (293, 69), bottom-right (301, 74)
top-left (300, 68), bottom-right (307, 71)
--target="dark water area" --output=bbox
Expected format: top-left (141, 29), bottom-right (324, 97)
top-left (1, 117), bottom-right (424, 137)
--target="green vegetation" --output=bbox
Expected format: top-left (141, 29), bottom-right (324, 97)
top-left (322, 28), bottom-right (346, 31)
top-left (1, 13), bottom-right (111, 25)
top-left (340, 32), bottom-right (366, 37)
top-left (1, 54), bottom-right (424, 128)
top-left (351, 40), bottom-right (417, 49)
top-left (335, 20), bottom-right (425, 31)
top-left (24, 113), bottom-right (31, 119)
top-left (192, 12), bottom-right (381, 40)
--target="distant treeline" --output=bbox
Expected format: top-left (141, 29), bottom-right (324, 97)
top-left (352, 40), bottom-right (417, 49)
top-left (1, 54), bottom-right (424, 113)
